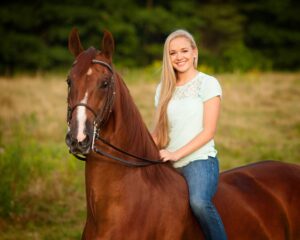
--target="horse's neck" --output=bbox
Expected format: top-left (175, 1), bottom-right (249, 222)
top-left (102, 75), bottom-right (160, 160)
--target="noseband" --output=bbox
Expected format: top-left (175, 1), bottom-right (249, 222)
top-left (67, 59), bottom-right (162, 167)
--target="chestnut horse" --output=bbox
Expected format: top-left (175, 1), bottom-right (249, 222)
top-left (65, 28), bottom-right (300, 240)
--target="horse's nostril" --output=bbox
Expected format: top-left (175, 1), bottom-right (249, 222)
top-left (71, 140), bottom-right (78, 147)
top-left (66, 132), bottom-right (79, 148)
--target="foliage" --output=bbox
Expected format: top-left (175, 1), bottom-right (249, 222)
top-left (0, 0), bottom-right (299, 75)
top-left (240, 0), bottom-right (300, 70)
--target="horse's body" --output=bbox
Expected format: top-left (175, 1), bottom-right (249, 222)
top-left (66, 28), bottom-right (300, 240)
top-left (217, 161), bottom-right (300, 240)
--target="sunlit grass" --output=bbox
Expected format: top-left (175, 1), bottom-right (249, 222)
top-left (0, 70), bottom-right (299, 239)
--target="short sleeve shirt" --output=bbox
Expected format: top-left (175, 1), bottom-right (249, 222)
top-left (155, 72), bottom-right (222, 168)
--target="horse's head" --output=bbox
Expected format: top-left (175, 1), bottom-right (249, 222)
top-left (65, 28), bottom-right (115, 157)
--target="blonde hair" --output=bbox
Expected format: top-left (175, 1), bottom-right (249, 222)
top-left (153, 29), bottom-right (198, 149)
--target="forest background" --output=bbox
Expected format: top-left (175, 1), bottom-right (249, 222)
top-left (1, 0), bottom-right (300, 74)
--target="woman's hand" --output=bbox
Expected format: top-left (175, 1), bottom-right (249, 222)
top-left (159, 149), bottom-right (180, 162)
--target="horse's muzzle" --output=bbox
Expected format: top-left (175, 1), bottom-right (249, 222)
top-left (65, 131), bottom-right (92, 155)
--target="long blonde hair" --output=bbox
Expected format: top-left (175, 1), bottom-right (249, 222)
top-left (153, 29), bottom-right (198, 149)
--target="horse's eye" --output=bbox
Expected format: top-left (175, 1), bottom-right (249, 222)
top-left (100, 81), bottom-right (109, 88)
top-left (66, 78), bottom-right (71, 86)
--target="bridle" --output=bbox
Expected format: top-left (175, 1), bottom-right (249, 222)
top-left (67, 59), bottom-right (162, 167)
top-left (67, 59), bottom-right (115, 131)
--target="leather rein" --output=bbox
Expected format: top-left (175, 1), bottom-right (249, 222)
top-left (67, 59), bottom-right (162, 167)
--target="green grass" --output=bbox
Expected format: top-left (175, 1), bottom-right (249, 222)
top-left (0, 70), bottom-right (299, 239)
top-left (0, 115), bottom-right (85, 239)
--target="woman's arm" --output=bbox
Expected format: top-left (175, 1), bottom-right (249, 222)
top-left (160, 96), bottom-right (221, 162)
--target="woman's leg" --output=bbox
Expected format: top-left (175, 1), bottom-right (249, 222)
top-left (181, 157), bottom-right (227, 240)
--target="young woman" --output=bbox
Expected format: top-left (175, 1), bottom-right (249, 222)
top-left (152, 29), bottom-right (227, 240)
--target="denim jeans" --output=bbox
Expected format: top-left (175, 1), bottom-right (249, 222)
top-left (180, 157), bottom-right (227, 240)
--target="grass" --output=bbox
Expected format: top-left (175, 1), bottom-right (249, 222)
top-left (0, 70), bottom-right (299, 239)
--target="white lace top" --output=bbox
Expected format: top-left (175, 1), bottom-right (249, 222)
top-left (155, 72), bottom-right (222, 168)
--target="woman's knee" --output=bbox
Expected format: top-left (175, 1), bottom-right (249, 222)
top-left (189, 197), bottom-right (212, 215)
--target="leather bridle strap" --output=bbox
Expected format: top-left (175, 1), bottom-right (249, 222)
top-left (92, 59), bottom-right (113, 73)
top-left (96, 135), bottom-right (162, 164)
top-left (93, 147), bottom-right (158, 167)
top-left (69, 103), bottom-right (98, 120)
top-left (92, 59), bottom-right (115, 129)
top-left (91, 60), bottom-right (162, 165)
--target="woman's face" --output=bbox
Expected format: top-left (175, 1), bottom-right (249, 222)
top-left (169, 37), bottom-right (197, 74)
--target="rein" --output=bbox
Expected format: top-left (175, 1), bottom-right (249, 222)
top-left (95, 135), bottom-right (162, 166)
top-left (67, 59), bottom-right (162, 167)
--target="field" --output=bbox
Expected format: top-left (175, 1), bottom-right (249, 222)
top-left (0, 70), bottom-right (299, 239)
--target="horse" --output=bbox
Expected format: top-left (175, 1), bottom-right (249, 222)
top-left (65, 28), bottom-right (300, 240)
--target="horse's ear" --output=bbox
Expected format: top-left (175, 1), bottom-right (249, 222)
top-left (68, 27), bottom-right (84, 57)
top-left (101, 30), bottom-right (114, 62)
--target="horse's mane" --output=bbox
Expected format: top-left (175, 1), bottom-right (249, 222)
top-left (113, 73), bottom-right (184, 188)
top-left (114, 72), bottom-right (160, 161)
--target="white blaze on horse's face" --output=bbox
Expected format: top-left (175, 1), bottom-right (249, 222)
top-left (77, 92), bottom-right (88, 142)
top-left (87, 67), bottom-right (93, 75)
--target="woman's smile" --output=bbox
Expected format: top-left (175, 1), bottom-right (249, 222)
top-left (176, 60), bottom-right (187, 67)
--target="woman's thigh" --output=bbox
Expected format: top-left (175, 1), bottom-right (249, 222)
top-left (181, 157), bottom-right (219, 201)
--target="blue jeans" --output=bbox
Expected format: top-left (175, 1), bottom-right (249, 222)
top-left (180, 157), bottom-right (227, 240)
